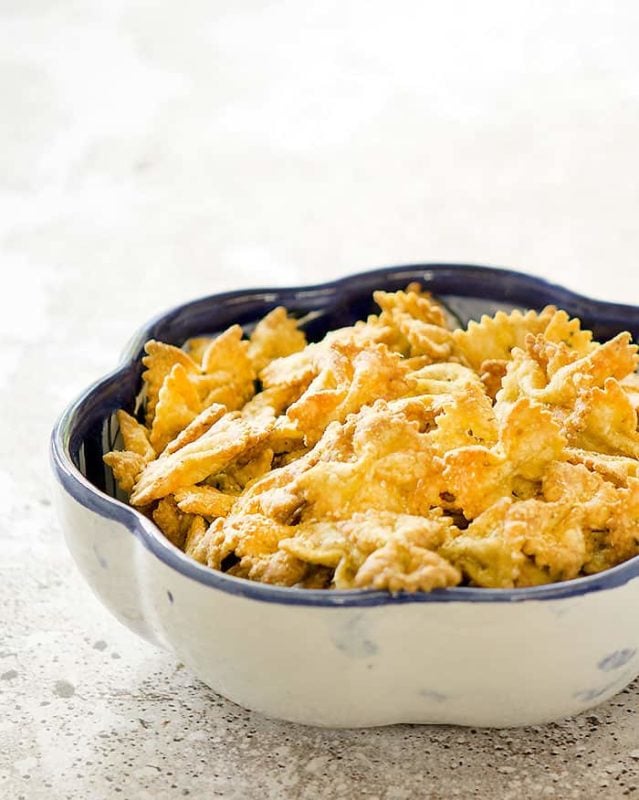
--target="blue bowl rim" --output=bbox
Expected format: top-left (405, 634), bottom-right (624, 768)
top-left (50, 262), bottom-right (639, 606)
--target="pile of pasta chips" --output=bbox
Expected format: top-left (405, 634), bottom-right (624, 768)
top-left (104, 284), bottom-right (639, 592)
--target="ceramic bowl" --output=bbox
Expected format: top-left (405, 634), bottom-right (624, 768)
top-left (50, 264), bottom-right (639, 728)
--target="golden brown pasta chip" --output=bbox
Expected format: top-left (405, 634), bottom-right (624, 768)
top-left (183, 335), bottom-right (215, 365)
top-left (373, 286), bottom-right (455, 360)
top-left (103, 288), bottom-right (639, 594)
top-left (197, 326), bottom-right (256, 411)
top-left (248, 306), bottom-right (307, 373)
top-left (565, 448), bottom-right (639, 486)
top-left (287, 342), bottom-right (411, 445)
top-left (130, 412), bottom-right (272, 506)
top-left (453, 305), bottom-right (594, 372)
top-left (142, 340), bottom-right (200, 425)
top-left (116, 410), bottom-right (155, 461)
top-left (353, 541), bottom-right (461, 592)
top-left (566, 378), bottom-right (639, 458)
top-left (429, 382), bottom-right (498, 454)
top-left (164, 403), bottom-right (226, 455)
top-left (293, 401), bottom-right (446, 519)
top-left (279, 510), bottom-right (458, 590)
top-left (150, 363), bottom-right (202, 453)
top-left (152, 496), bottom-right (193, 549)
top-left (103, 410), bottom-right (156, 494)
top-left (441, 498), bottom-right (584, 588)
top-left (103, 450), bottom-right (148, 495)
top-left (174, 485), bottom-right (237, 517)
top-left (442, 398), bottom-right (566, 517)
top-left (498, 332), bottom-right (638, 409)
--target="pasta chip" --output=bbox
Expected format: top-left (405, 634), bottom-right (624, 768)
top-left (103, 288), bottom-right (639, 594)
top-left (142, 341), bottom-right (200, 425)
top-left (353, 541), bottom-right (461, 592)
top-left (441, 498), bottom-right (585, 588)
top-left (498, 332), bottom-right (638, 409)
top-left (279, 510), bottom-right (458, 590)
top-left (566, 378), bottom-right (639, 458)
top-left (429, 382), bottom-right (498, 454)
top-left (116, 410), bottom-right (155, 461)
top-left (152, 495), bottom-right (194, 549)
top-left (453, 306), bottom-right (594, 371)
top-left (130, 412), bottom-right (272, 506)
top-left (408, 362), bottom-right (481, 397)
top-left (442, 399), bottom-right (566, 517)
top-left (103, 410), bottom-right (155, 494)
top-left (287, 342), bottom-right (411, 444)
top-left (373, 286), bottom-right (455, 360)
top-left (565, 448), bottom-right (639, 486)
top-left (103, 450), bottom-right (148, 495)
top-left (174, 485), bottom-right (236, 518)
top-left (164, 403), bottom-right (226, 455)
top-left (150, 363), bottom-right (202, 453)
top-left (247, 306), bottom-right (307, 373)
top-left (197, 326), bottom-right (256, 411)
top-left (293, 401), bottom-right (445, 518)
top-left (621, 372), bottom-right (639, 412)
top-left (183, 335), bottom-right (215, 365)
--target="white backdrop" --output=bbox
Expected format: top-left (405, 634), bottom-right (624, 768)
top-left (3, 1), bottom-right (639, 370)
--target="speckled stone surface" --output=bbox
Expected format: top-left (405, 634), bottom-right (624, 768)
top-left (3, 1), bottom-right (639, 797)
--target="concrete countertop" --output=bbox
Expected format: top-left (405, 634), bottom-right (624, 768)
top-left (2, 2), bottom-right (639, 797)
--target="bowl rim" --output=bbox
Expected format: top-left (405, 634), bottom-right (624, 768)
top-left (50, 262), bottom-right (639, 606)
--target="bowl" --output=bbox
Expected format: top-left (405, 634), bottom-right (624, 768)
top-left (50, 263), bottom-right (639, 728)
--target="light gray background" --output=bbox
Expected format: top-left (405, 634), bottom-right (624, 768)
top-left (2, 1), bottom-right (639, 798)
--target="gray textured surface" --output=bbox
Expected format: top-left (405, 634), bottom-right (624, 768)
top-left (3, 1), bottom-right (639, 797)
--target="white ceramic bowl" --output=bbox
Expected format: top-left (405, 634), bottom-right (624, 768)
top-left (51, 264), bottom-right (639, 728)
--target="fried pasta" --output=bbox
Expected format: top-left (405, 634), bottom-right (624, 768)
top-left (104, 286), bottom-right (639, 592)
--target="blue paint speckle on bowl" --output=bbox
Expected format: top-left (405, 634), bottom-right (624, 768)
top-left (598, 648), bottom-right (637, 672)
top-left (93, 543), bottom-right (108, 570)
top-left (574, 670), bottom-right (634, 702)
top-left (330, 613), bottom-right (379, 658)
top-left (50, 263), bottom-right (639, 607)
top-left (167, 590), bottom-right (174, 605)
top-left (548, 603), bottom-right (574, 618)
top-left (574, 687), bottom-right (608, 702)
top-left (418, 689), bottom-right (448, 703)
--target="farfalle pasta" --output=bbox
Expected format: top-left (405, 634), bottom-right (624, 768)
top-left (104, 284), bottom-right (639, 592)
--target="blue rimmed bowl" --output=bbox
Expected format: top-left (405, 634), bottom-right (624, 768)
top-left (50, 264), bottom-right (639, 727)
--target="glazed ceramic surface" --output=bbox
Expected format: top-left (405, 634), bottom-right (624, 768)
top-left (51, 264), bottom-right (639, 728)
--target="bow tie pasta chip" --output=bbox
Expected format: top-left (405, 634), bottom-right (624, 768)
top-left (104, 286), bottom-right (639, 592)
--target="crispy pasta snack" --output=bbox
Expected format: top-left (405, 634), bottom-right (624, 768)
top-left (104, 289), bottom-right (639, 591)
